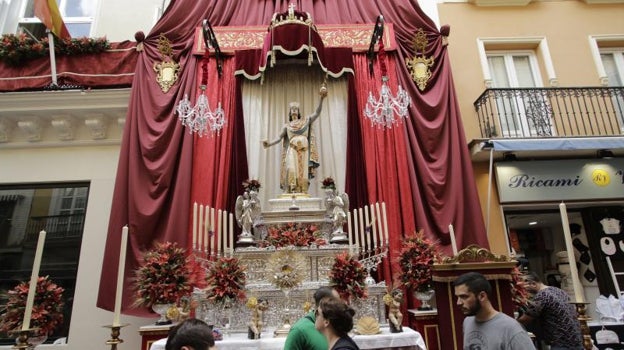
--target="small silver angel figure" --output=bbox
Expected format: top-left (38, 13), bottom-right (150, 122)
top-left (235, 191), bottom-right (256, 244)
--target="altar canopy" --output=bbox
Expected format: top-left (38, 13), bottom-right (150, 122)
top-left (97, 0), bottom-right (489, 317)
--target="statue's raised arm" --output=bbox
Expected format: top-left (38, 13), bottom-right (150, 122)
top-left (262, 83), bottom-right (328, 194)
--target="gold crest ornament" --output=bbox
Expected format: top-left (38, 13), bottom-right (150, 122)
top-left (153, 33), bottom-right (180, 93)
top-left (406, 28), bottom-right (435, 91)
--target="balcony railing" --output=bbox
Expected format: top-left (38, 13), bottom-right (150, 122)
top-left (25, 214), bottom-right (85, 242)
top-left (474, 87), bottom-right (624, 138)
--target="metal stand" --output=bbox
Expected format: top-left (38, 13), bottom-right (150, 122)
top-left (12, 329), bottom-right (33, 350)
top-left (571, 302), bottom-right (592, 350)
top-left (359, 249), bottom-right (387, 285)
top-left (104, 324), bottom-right (129, 350)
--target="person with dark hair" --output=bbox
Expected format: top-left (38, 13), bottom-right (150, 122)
top-left (285, 286), bottom-right (340, 350)
top-left (315, 297), bottom-right (359, 350)
top-left (453, 271), bottom-right (535, 349)
top-left (165, 318), bottom-right (216, 350)
top-left (518, 271), bottom-right (583, 350)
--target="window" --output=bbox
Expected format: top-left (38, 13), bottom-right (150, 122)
top-left (599, 48), bottom-right (624, 131)
top-left (0, 182), bottom-right (89, 345)
top-left (18, 0), bottom-right (95, 38)
top-left (486, 50), bottom-right (552, 137)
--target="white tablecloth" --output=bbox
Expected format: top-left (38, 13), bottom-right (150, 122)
top-left (150, 326), bottom-right (426, 350)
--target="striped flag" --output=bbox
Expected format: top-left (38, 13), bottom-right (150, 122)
top-left (34, 0), bottom-right (71, 39)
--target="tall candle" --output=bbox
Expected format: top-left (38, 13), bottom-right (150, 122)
top-left (381, 202), bottom-right (389, 246)
top-left (217, 209), bottom-right (223, 257)
top-left (347, 212), bottom-right (353, 255)
top-left (229, 213), bottom-right (234, 257)
top-left (221, 210), bottom-right (227, 256)
top-left (375, 203), bottom-right (383, 248)
top-left (358, 208), bottom-right (365, 253)
top-left (353, 210), bottom-right (360, 254)
top-left (364, 206), bottom-right (371, 253)
top-left (192, 202), bottom-right (198, 250)
top-left (22, 230), bottom-right (46, 330)
top-left (370, 208), bottom-right (377, 250)
top-left (449, 224), bottom-right (458, 256)
top-left (204, 206), bottom-right (210, 254)
top-left (198, 204), bottom-right (204, 252)
top-left (113, 226), bottom-right (128, 327)
top-left (210, 208), bottom-right (215, 256)
top-left (560, 202), bottom-right (584, 303)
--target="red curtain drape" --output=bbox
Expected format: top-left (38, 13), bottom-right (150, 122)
top-left (97, 0), bottom-right (488, 318)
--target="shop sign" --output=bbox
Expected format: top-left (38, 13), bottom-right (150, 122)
top-left (495, 158), bottom-right (624, 203)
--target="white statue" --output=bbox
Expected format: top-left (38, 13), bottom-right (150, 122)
top-left (325, 188), bottom-right (349, 243)
top-left (235, 190), bottom-right (259, 244)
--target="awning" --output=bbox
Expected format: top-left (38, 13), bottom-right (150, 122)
top-left (490, 136), bottom-right (624, 152)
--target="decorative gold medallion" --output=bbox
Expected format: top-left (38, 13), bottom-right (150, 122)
top-left (153, 33), bottom-right (180, 93)
top-left (406, 28), bottom-right (435, 91)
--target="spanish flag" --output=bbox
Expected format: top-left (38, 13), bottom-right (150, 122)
top-left (34, 0), bottom-right (71, 39)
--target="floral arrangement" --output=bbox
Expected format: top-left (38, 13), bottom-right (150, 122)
top-left (0, 276), bottom-right (64, 336)
top-left (258, 222), bottom-right (326, 248)
top-left (329, 251), bottom-right (368, 300)
top-left (204, 256), bottom-right (246, 304)
top-left (267, 250), bottom-right (306, 291)
top-left (321, 177), bottom-right (336, 190)
top-left (134, 241), bottom-right (206, 308)
top-left (397, 229), bottom-right (440, 292)
top-left (242, 179), bottom-right (261, 192)
top-left (0, 33), bottom-right (110, 66)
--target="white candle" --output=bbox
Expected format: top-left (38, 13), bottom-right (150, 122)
top-left (229, 213), bottom-right (234, 257)
top-left (207, 206), bottom-right (214, 256)
top-left (370, 208), bottom-right (377, 250)
top-left (22, 230), bottom-right (46, 330)
top-left (449, 224), bottom-right (458, 256)
top-left (560, 202), bottom-right (585, 303)
top-left (217, 209), bottom-right (222, 257)
top-left (222, 210), bottom-right (227, 256)
top-left (347, 212), bottom-right (353, 255)
top-left (192, 202), bottom-right (198, 250)
top-left (381, 202), bottom-right (389, 246)
top-left (375, 203), bottom-right (383, 248)
top-left (353, 210), bottom-right (360, 254)
top-left (364, 206), bottom-right (371, 253)
top-left (198, 204), bottom-right (204, 252)
top-left (358, 208), bottom-right (365, 252)
top-left (113, 226), bottom-right (128, 327)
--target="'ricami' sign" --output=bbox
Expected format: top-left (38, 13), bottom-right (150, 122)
top-left (495, 158), bottom-right (624, 203)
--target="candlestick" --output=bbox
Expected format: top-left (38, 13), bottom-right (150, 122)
top-left (204, 206), bottom-right (210, 254)
top-left (560, 202), bottom-right (585, 303)
top-left (113, 226), bottom-right (128, 327)
top-left (381, 202), bottom-right (389, 246)
top-left (22, 230), bottom-right (46, 331)
top-left (229, 213), bottom-right (234, 257)
top-left (192, 202), bottom-right (198, 250)
top-left (449, 224), bottom-right (458, 256)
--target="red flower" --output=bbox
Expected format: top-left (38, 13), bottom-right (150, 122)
top-left (258, 222), bottom-right (326, 248)
top-left (242, 179), bottom-right (261, 192)
top-left (0, 276), bottom-right (64, 336)
top-left (321, 177), bottom-right (336, 190)
top-left (204, 256), bottom-right (246, 303)
top-left (330, 252), bottom-right (368, 300)
top-left (133, 242), bottom-right (206, 308)
top-left (397, 229), bottom-right (440, 292)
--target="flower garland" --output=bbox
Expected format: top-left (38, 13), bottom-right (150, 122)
top-left (397, 229), bottom-right (440, 292)
top-left (510, 266), bottom-right (529, 311)
top-left (133, 241), bottom-right (206, 308)
top-left (204, 256), bottom-right (246, 304)
top-left (0, 276), bottom-right (64, 336)
top-left (330, 251), bottom-right (367, 300)
top-left (259, 222), bottom-right (326, 248)
top-left (0, 33), bottom-right (110, 66)
top-left (267, 250), bottom-right (306, 291)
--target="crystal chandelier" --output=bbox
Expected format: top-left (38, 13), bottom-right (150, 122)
top-left (364, 16), bottom-right (411, 129)
top-left (175, 19), bottom-right (226, 136)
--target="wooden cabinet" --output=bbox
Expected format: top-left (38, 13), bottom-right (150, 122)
top-left (139, 324), bottom-right (171, 350)
top-left (408, 309), bottom-right (440, 350)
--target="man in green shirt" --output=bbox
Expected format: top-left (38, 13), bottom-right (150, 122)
top-left (284, 286), bottom-right (340, 350)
